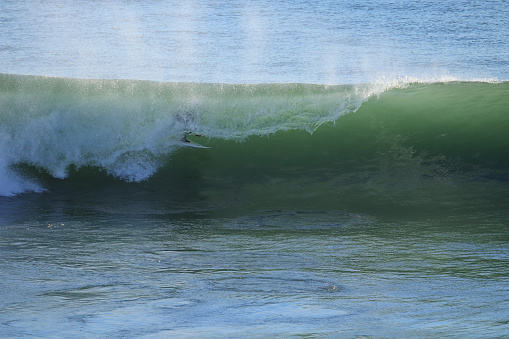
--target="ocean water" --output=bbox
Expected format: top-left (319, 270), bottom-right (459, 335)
top-left (1, 1), bottom-right (509, 338)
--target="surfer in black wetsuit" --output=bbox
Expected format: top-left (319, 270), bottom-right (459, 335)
top-left (181, 132), bottom-right (201, 143)
top-left (181, 132), bottom-right (191, 143)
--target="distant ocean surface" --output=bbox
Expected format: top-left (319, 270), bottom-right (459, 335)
top-left (1, 1), bottom-right (508, 338)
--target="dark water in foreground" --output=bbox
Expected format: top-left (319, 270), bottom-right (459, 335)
top-left (2, 199), bottom-right (509, 338)
top-left (1, 202), bottom-right (508, 337)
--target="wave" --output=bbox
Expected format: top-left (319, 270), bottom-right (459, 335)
top-left (1, 73), bottom-right (508, 199)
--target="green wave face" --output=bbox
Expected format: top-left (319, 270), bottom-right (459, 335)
top-left (162, 81), bottom-right (508, 217)
top-left (1, 74), bottom-right (508, 217)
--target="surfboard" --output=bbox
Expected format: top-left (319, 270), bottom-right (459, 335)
top-left (180, 141), bottom-right (211, 149)
top-left (171, 132), bottom-right (211, 148)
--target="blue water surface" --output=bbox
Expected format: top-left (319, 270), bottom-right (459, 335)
top-left (1, 0), bottom-right (507, 83)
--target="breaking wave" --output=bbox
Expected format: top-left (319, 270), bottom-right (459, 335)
top-left (0, 73), bottom-right (507, 199)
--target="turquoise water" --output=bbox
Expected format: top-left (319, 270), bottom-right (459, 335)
top-left (1, 0), bottom-right (509, 337)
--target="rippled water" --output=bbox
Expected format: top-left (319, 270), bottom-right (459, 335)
top-left (1, 0), bottom-right (507, 83)
top-left (1, 204), bottom-right (508, 337)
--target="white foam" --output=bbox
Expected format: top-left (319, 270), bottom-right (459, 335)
top-left (0, 153), bottom-right (45, 196)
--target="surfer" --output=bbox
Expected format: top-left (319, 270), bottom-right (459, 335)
top-left (181, 132), bottom-right (201, 143)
